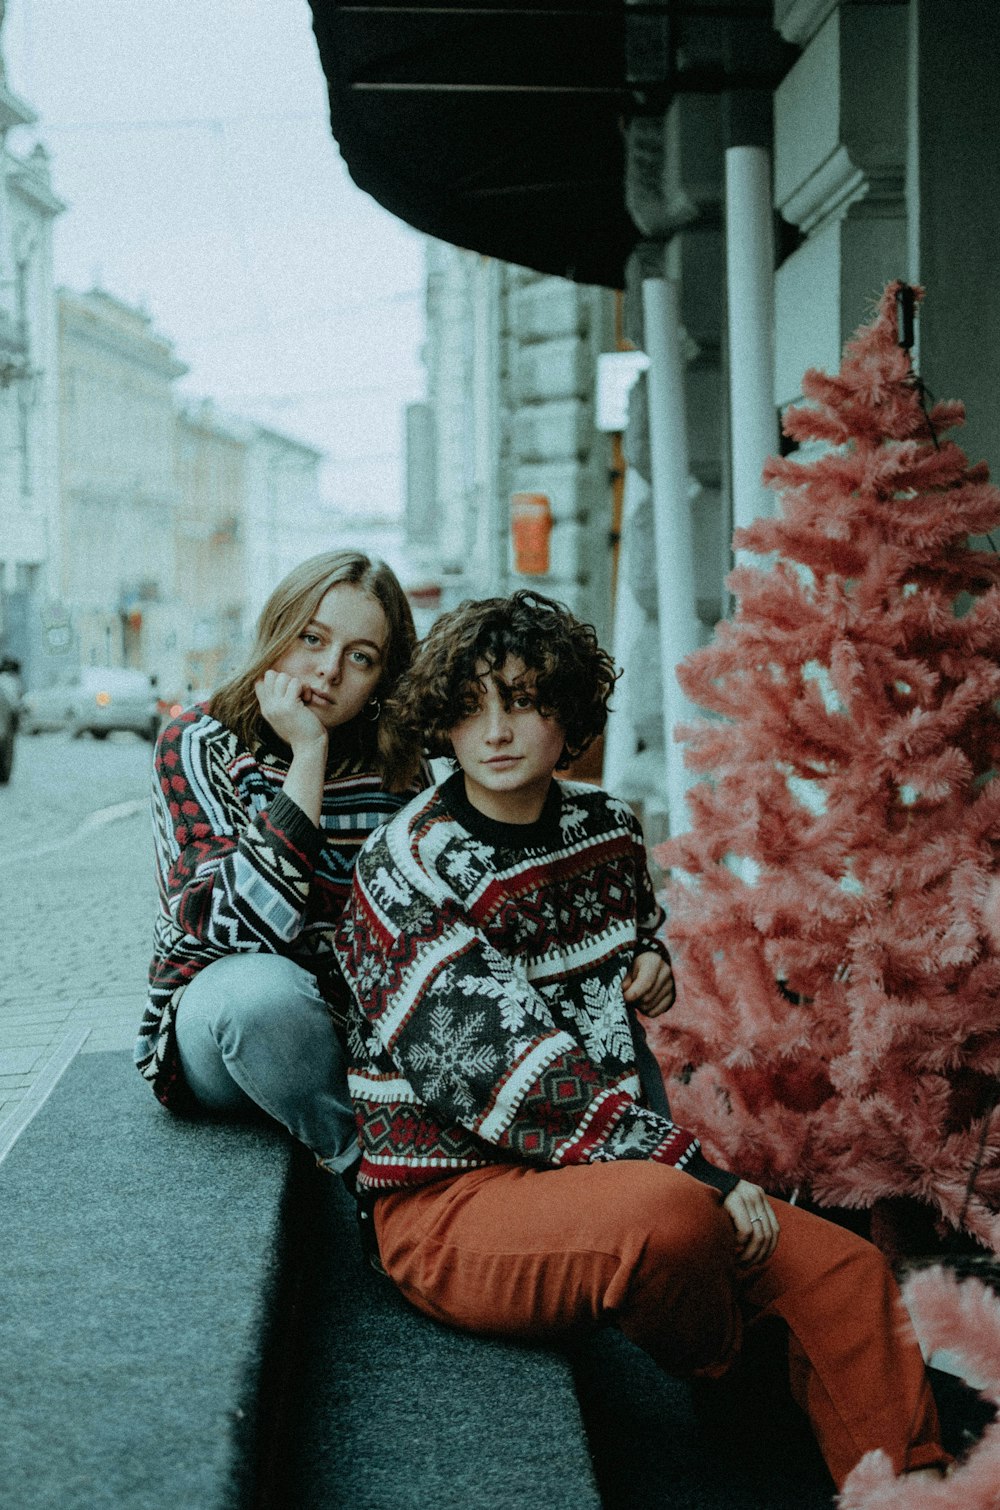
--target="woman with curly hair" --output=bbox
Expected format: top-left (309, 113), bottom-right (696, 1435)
top-left (336, 588), bottom-right (950, 1493)
top-left (135, 550), bottom-right (427, 1182)
top-left (394, 587), bottom-right (619, 775)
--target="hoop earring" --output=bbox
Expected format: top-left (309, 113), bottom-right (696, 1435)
top-left (366, 697), bottom-right (381, 722)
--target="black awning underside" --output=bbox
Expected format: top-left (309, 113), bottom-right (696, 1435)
top-left (308, 1), bottom-right (636, 287)
top-left (307, 2), bottom-right (794, 289)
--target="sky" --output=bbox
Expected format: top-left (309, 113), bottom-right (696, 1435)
top-left (3, 0), bottom-right (428, 516)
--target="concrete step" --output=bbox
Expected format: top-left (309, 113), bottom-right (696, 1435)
top-left (0, 1049), bottom-right (295, 1510)
top-left (0, 1050), bottom-right (602, 1510)
top-left (264, 1161), bottom-right (602, 1510)
top-left (2, 1049), bottom-right (987, 1509)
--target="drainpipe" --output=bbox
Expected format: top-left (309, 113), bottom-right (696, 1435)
top-left (602, 465), bottom-right (647, 797)
top-left (724, 146), bottom-right (777, 560)
top-left (641, 276), bottom-right (701, 837)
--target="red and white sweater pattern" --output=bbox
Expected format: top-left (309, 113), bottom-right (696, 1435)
top-left (337, 774), bottom-right (735, 1197)
top-left (136, 703), bottom-right (423, 1110)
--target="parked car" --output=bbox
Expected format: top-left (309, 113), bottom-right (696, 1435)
top-left (0, 656), bottom-right (21, 783)
top-left (21, 667), bottom-right (159, 741)
top-left (156, 685), bottom-right (211, 731)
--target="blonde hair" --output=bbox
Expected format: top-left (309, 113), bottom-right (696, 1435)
top-left (211, 551), bottom-right (420, 790)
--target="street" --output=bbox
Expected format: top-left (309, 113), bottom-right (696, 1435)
top-left (0, 731), bottom-right (158, 1128)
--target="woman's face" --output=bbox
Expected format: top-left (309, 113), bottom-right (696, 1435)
top-left (270, 583), bottom-right (387, 729)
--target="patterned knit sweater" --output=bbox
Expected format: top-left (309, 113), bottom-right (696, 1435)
top-left (336, 772), bottom-right (737, 1197)
top-left (136, 703), bottom-right (423, 1111)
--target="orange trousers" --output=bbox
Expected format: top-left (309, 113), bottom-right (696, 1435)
top-left (375, 1162), bottom-right (948, 1490)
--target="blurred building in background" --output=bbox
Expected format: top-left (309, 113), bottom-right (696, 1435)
top-left (241, 423), bottom-right (328, 625)
top-left (55, 288), bottom-right (342, 701)
top-left (0, 39), bottom-right (64, 689)
top-left (407, 240), bottom-right (618, 648)
top-left (174, 400), bottom-right (248, 696)
top-left (57, 287), bottom-right (188, 683)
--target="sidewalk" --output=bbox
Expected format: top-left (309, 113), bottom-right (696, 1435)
top-left (0, 802), bottom-right (153, 1141)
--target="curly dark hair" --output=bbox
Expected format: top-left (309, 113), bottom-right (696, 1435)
top-left (392, 590), bottom-right (619, 768)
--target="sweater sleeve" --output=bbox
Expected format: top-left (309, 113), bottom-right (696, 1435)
top-left (342, 836), bottom-right (735, 1194)
top-left (626, 808), bottom-right (671, 964)
top-left (153, 717), bottom-right (324, 952)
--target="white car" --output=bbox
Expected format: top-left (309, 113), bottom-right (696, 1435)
top-left (22, 667), bottom-right (159, 741)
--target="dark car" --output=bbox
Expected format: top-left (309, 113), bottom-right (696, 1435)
top-left (0, 656), bottom-right (22, 783)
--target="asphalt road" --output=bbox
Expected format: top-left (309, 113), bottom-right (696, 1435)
top-left (0, 729), bottom-right (158, 1127)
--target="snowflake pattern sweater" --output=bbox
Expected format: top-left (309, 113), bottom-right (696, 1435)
top-left (136, 704), bottom-right (424, 1111)
top-left (336, 772), bottom-right (738, 1197)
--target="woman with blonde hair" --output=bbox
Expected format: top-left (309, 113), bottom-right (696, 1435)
top-left (135, 550), bottom-right (427, 1182)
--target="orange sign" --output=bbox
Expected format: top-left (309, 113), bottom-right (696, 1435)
top-left (511, 492), bottom-right (552, 575)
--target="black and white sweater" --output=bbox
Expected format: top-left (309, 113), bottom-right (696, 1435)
top-left (336, 772), bottom-right (737, 1197)
top-left (136, 704), bottom-right (423, 1110)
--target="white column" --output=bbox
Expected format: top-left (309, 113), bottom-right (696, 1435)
top-left (470, 256), bottom-right (502, 595)
top-left (641, 276), bottom-right (701, 837)
top-left (725, 146), bottom-right (777, 557)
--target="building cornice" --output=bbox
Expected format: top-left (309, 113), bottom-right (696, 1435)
top-left (59, 289), bottom-right (189, 381)
top-left (177, 399), bottom-right (255, 445)
top-left (8, 161), bottom-right (65, 217)
top-left (251, 425), bottom-right (324, 461)
top-left (0, 77), bottom-right (37, 134)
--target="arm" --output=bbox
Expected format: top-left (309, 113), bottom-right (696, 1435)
top-left (723, 1179), bottom-right (780, 1265)
top-left (153, 713), bottom-right (323, 952)
top-left (254, 669), bottom-right (327, 827)
top-left (623, 811), bottom-right (675, 1017)
top-left (341, 842), bottom-right (735, 1194)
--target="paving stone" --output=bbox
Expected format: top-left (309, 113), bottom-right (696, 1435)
top-left (0, 1048), bottom-right (47, 1075)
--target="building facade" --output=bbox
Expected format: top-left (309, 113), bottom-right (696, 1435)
top-left (241, 424), bottom-right (330, 624)
top-left (0, 53), bottom-right (64, 685)
top-left (58, 290), bottom-right (333, 698)
top-left (57, 287), bottom-right (188, 683)
top-left (406, 2), bottom-right (1000, 837)
top-left (610, 0), bottom-right (1000, 833)
top-left (173, 400), bottom-right (249, 695)
top-left (409, 239), bottom-right (618, 646)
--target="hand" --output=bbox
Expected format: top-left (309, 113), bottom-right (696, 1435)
top-left (255, 670), bottom-right (327, 755)
top-left (622, 951), bottom-right (676, 1017)
top-left (722, 1179), bottom-right (779, 1267)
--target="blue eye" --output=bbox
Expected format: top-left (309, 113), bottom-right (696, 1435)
top-left (301, 632), bottom-right (321, 647)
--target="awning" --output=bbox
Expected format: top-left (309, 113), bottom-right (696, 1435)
top-left (308, 2), bottom-right (794, 290)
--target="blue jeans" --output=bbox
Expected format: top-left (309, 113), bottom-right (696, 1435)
top-left (174, 953), bottom-right (359, 1174)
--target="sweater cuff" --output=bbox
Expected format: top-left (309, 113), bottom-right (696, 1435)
top-left (634, 936), bottom-right (671, 966)
top-left (683, 1150), bottom-right (740, 1198)
top-left (268, 788), bottom-right (324, 863)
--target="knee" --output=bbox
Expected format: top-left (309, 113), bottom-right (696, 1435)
top-left (613, 1172), bottom-right (740, 1373)
top-left (620, 1168), bottom-right (735, 1273)
top-left (651, 1176), bottom-right (734, 1268)
top-left (205, 954), bottom-right (329, 1045)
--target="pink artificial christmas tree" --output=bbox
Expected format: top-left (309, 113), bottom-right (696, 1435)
top-left (841, 1267), bottom-right (1000, 1509)
top-left (651, 282), bottom-right (1000, 1255)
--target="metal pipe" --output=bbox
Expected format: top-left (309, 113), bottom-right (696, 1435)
top-left (641, 275), bottom-right (700, 836)
top-left (602, 465), bottom-right (647, 796)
